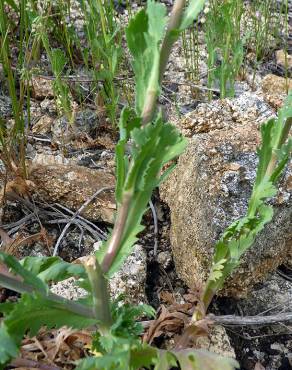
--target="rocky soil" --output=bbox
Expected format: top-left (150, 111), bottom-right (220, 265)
top-left (0, 2), bottom-right (291, 370)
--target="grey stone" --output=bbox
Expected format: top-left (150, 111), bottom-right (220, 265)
top-left (196, 325), bottom-right (236, 359)
top-left (108, 244), bottom-right (147, 304)
top-left (157, 251), bottom-right (172, 269)
top-left (51, 244), bottom-right (147, 305)
top-left (238, 272), bottom-right (292, 316)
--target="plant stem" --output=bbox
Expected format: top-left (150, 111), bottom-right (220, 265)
top-left (102, 0), bottom-right (188, 273)
top-left (101, 191), bottom-right (132, 273)
top-left (265, 117), bottom-right (292, 178)
top-left (84, 256), bottom-right (112, 333)
top-left (159, 0), bottom-right (186, 84)
top-left (141, 0), bottom-right (186, 126)
top-left (0, 272), bottom-right (95, 319)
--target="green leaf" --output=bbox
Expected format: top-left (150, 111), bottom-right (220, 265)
top-left (0, 325), bottom-right (19, 364)
top-left (254, 119), bottom-right (274, 187)
top-left (101, 117), bottom-right (186, 277)
top-left (3, 0), bottom-right (18, 11)
top-left (153, 348), bottom-right (239, 370)
top-left (20, 256), bottom-right (86, 283)
top-left (77, 336), bottom-right (139, 370)
top-left (130, 343), bottom-right (159, 369)
top-left (248, 180), bottom-right (277, 216)
top-left (51, 49), bottom-right (67, 76)
top-left (180, 0), bottom-right (206, 30)
top-left (76, 350), bottom-right (130, 370)
top-left (154, 351), bottom-right (177, 370)
top-left (147, 0), bottom-right (167, 42)
top-left (6, 293), bottom-right (95, 336)
top-left (115, 139), bottom-right (127, 205)
top-left (111, 302), bottom-right (156, 339)
top-left (0, 302), bottom-right (15, 315)
top-left (0, 252), bottom-right (47, 294)
top-left (206, 92), bottom-right (291, 300)
top-left (271, 138), bottom-right (292, 182)
top-left (115, 108), bottom-right (140, 204)
top-left (125, 1), bottom-right (167, 114)
top-left (0, 293), bottom-right (96, 365)
top-left (78, 339), bottom-right (239, 370)
top-left (208, 259), bottom-right (227, 282)
top-left (97, 223), bottom-right (144, 277)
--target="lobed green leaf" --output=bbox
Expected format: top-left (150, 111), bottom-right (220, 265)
top-left (207, 91), bottom-right (291, 290)
top-left (99, 117), bottom-right (186, 277)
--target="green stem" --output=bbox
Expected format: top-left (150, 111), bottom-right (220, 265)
top-left (141, 0), bottom-right (186, 126)
top-left (84, 256), bottom-right (112, 333)
top-left (101, 191), bottom-right (132, 273)
top-left (0, 273), bottom-right (95, 319)
top-left (102, 0), bottom-right (188, 273)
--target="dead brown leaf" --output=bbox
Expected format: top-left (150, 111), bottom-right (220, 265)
top-left (4, 177), bottom-right (36, 200)
top-left (144, 286), bottom-right (215, 351)
top-left (143, 305), bottom-right (190, 344)
top-left (159, 291), bottom-right (175, 305)
top-left (18, 328), bottom-right (92, 370)
top-left (254, 362), bottom-right (266, 370)
top-left (0, 227), bottom-right (14, 249)
top-left (0, 227), bottom-right (53, 256)
top-left (175, 316), bottom-right (214, 350)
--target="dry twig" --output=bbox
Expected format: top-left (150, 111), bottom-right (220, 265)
top-left (52, 187), bottom-right (113, 256)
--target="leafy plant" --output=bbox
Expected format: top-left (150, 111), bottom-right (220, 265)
top-left (0, 1), bottom-right (239, 369)
top-left (181, 23), bottom-right (200, 89)
top-left (191, 91), bottom-right (292, 323)
top-left (0, 251), bottom-right (238, 369)
top-left (204, 0), bottom-right (244, 98)
top-left (80, 0), bottom-right (122, 126)
top-left (246, 0), bottom-right (283, 62)
top-left (0, 0), bottom-right (28, 177)
top-left (245, 0), bottom-right (287, 88)
top-left (0, 1), bottom-right (290, 369)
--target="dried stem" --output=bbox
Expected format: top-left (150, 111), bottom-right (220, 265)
top-left (142, 311), bottom-right (292, 329)
top-left (10, 358), bottom-right (60, 370)
top-left (212, 312), bottom-right (292, 326)
top-left (52, 187), bottom-right (113, 256)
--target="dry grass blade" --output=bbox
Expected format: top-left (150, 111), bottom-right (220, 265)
top-left (52, 186), bottom-right (113, 256)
